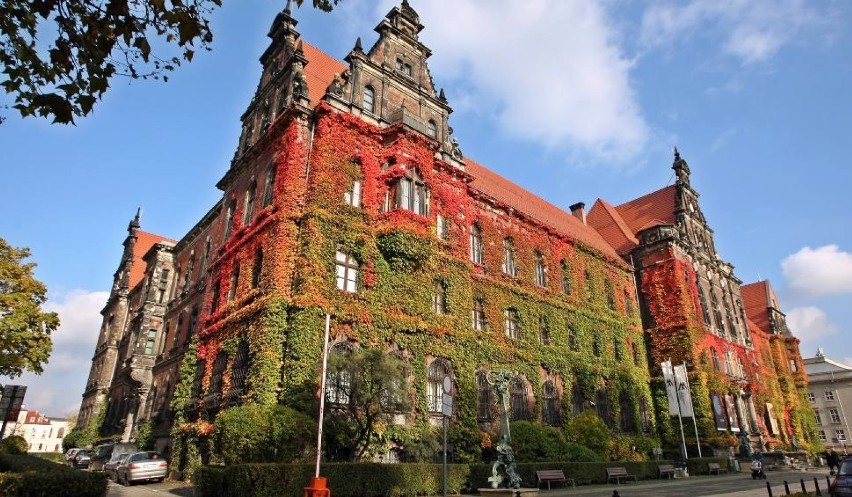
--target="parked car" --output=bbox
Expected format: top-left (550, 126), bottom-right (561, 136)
top-left (830, 457), bottom-right (852, 497)
top-left (70, 450), bottom-right (92, 469)
top-left (104, 453), bottom-right (130, 481)
top-left (64, 448), bottom-right (83, 465)
top-left (114, 451), bottom-right (168, 486)
top-left (90, 442), bottom-right (138, 472)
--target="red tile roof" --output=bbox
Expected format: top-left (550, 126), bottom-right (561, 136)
top-left (588, 185), bottom-right (677, 255)
top-left (302, 41), bottom-right (348, 108)
top-left (587, 199), bottom-right (639, 255)
top-left (130, 231), bottom-right (175, 289)
top-left (464, 159), bottom-right (621, 259)
top-left (741, 281), bottom-right (771, 333)
top-left (299, 40), bottom-right (621, 261)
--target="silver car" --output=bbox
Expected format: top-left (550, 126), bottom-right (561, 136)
top-left (115, 451), bottom-right (168, 485)
top-left (104, 452), bottom-right (129, 481)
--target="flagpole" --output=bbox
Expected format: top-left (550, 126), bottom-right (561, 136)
top-left (683, 362), bottom-right (702, 458)
top-left (315, 313), bottom-right (331, 478)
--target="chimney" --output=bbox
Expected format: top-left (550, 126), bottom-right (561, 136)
top-left (570, 202), bottom-right (586, 225)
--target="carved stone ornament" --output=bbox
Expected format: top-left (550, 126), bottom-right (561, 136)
top-left (326, 73), bottom-right (344, 96)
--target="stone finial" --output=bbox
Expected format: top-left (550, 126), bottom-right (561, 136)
top-left (354, 37), bottom-right (363, 52)
top-left (284, 0), bottom-right (293, 15)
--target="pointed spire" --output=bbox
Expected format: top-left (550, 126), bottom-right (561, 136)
top-left (672, 146), bottom-right (690, 185)
top-left (129, 207), bottom-right (142, 230)
top-left (295, 39), bottom-right (304, 56)
top-left (284, 0), bottom-right (293, 15)
top-left (354, 37), bottom-right (363, 52)
top-left (438, 88), bottom-right (447, 103)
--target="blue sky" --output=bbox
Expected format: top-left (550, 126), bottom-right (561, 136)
top-left (2, 0), bottom-right (851, 417)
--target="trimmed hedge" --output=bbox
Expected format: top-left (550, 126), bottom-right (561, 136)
top-left (195, 458), bottom-right (730, 496)
top-left (0, 454), bottom-right (108, 497)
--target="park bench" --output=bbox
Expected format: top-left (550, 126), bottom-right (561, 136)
top-left (535, 469), bottom-right (575, 490)
top-left (606, 466), bottom-right (637, 484)
top-left (657, 464), bottom-right (677, 479)
top-left (708, 462), bottom-right (724, 475)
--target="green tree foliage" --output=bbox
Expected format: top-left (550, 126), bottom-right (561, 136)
top-left (214, 404), bottom-right (316, 465)
top-left (0, 237), bottom-right (59, 377)
top-left (134, 419), bottom-right (154, 451)
top-left (324, 348), bottom-right (409, 461)
top-left (510, 420), bottom-right (602, 463)
top-left (0, 435), bottom-right (28, 454)
top-left (0, 0), bottom-right (342, 124)
top-left (564, 410), bottom-right (610, 459)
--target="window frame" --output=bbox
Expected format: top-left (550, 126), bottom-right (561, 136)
top-left (502, 238), bottom-right (517, 277)
top-left (471, 296), bottom-right (487, 331)
top-left (534, 252), bottom-right (547, 287)
top-left (469, 224), bottom-right (483, 265)
top-left (427, 358), bottom-right (452, 414)
top-left (335, 249), bottom-right (360, 293)
top-left (243, 180), bottom-right (257, 225)
top-left (504, 308), bottom-right (520, 339)
top-left (363, 85), bottom-right (375, 114)
top-left (344, 179), bottom-right (362, 207)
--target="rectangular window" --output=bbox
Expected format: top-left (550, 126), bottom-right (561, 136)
top-left (819, 430), bottom-right (827, 442)
top-left (436, 214), bottom-right (449, 240)
top-left (469, 226), bottom-right (483, 265)
top-left (808, 392), bottom-right (815, 403)
top-left (262, 166), bottom-right (276, 207)
top-left (432, 281), bottom-right (446, 314)
top-left (561, 261), bottom-right (571, 294)
top-left (344, 180), bottom-right (362, 207)
top-left (471, 299), bottom-right (486, 331)
top-left (830, 408), bottom-right (841, 423)
top-left (504, 309), bottom-right (520, 339)
top-left (825, 390), bottom-right (836, 401)
top-left (814, 409), bottom-right (822, 425)
top-left (335, 250), bottom-right (359, 293)
top-left (227, 264), bottom-right (240, 302)
top-left (535, 253), bottom-right (547, 287)
top-left (837, 429), bottom-right (847, 442)
top-left (502, 239), bottom-right (517, 277)
top-left (243, 181), bottom-right (256, 225)
top-left (144, 329), bottom-right (157, 355)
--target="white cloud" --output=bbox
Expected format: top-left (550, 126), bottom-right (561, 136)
top-left (354, 0), bottom-right (648, 163)
top-left (1, 289), bottom-right (107, 417)
top-left (640, 0), bottom-right (821, 65)
top-left (787, 306), bottom-right (840, 345)
top-left (781, 245), bottom-right (852, 298)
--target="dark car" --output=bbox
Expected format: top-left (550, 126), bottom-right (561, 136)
top-left (90, 442), bottom-right (138, 472)
top-left (104, 453), bottom-right (130, 481)
top-left (831, 457), bottom-right (852, 497)
top-left (114, 451), bottom-right (168, 486)
top-left (70, 450), bottom-right (92, 469)
top-left (64, 448), bottom-right (83, 465)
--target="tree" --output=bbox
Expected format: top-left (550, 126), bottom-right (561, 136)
top-left (0, 0), bottom-right (343, 124)
top-left (0, 237), bottom-right (59, 377)
top-left (324, 348), bottom-right (409, 461)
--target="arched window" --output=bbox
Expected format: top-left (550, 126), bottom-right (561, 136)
top-left (502, 238), bottom-right (517, 276)
top-left (504, 308), bottom-right (520, 339)
top-left (471, 295), bottom-right (486, 331)
top-left (427, 358), bottom-right (452, 413)
top-left (57, 427), bottom-right (65, 438)
top-left (199, 238), bottom-right (212, 281)
top-left (535, 252), bottom-right (547, 287)
top-left (469, 224), bottom-right (483, 264)
top-left (710, 347), bottom-right (721, 371)
top-left (595, 383), bottom-right (611, 426)
top-left (510, 377), bottom-right (531, 421)
top-left (243, 180), bottom-right (257, 225)
top-left (223, 198), bottom-right (236, 241)
top-left (393, 168), bottom-right (428, 215)
top-left (476, 371), bottom-right (494, 422)
top-left (363, 86), bottom-right (375, 114)
top-left (542, 379), bottom-right (561, 426)
top-left (209, 350), bottom-right (228, 399)
top-left (262, 165), bottom-right (276, 207)
top-left (724, 351), bottom-right (734, 376)
top-left (251, 248), bottom-right (263, 288)
top-left (229, 338), bottom-right (250, 398)
top-left (427, 119), bottom-right (437, 138)
top-left (620, 391), bottom-right (636, 432)
top-left (571, 383), bottom-right (586, 415)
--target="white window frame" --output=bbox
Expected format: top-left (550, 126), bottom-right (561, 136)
top-left (469, 225), bottom-right (483, 265)
top-left (830, 408), bottom-right (842, 424)
top-left (344, 179), bottom-right (362, 207)
top-left (335, 250), bottom-right (359, 293)
top-left (504, 309), bottom-right (520, 339)
top-left (825, 390), bottom-right (836, 401)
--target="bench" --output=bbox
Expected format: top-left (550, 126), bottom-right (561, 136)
top-left (657, 464), bottom-right (677, 479)
top-left (708, 462), bottom-right (724, 475)
top-left (606, 467), bottom-right (637, 484)
top-left (536, 469), bottom-right (575, 490)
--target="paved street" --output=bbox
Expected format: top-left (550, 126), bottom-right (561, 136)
top-left (102, 468), bottom-right (833, 497)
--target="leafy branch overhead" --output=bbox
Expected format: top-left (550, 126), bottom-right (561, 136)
top-left (0, 0), bottom-right (344, 124)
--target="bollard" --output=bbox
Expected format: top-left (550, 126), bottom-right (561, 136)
top-left (304, 477), bottom-right (331, 497)
top-left (800, 479), bottom-right (806, 493)
top-left (814, 476), bottom-right (822, 496)
top-left (783, 480), bottom-right (790, 495)
top-left (766, 481), bottom-right (773, 497)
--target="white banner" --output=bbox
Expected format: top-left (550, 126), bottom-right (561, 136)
top-left (661, 361), bottom-right (680, 416)
top-left (673, 364), bottom-right (695, 418)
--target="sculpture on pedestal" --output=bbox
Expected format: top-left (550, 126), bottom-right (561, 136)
top-left (486, 370), bottom-right (522, 489)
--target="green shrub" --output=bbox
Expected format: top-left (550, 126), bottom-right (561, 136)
top-left (215, 404), bottom-right (317, 464)
top-left (563, 442), bottom-right (603, 462)
top-left (0, 435), bottom-right (28, 455)
top-left (510, 421), bottom-right (567, 462)
top-left (0, 454), bottom-right (107, 497)
top-left (34, 452), bottom-right (64, 463)
top-left (564, 411), bottom-right (610, 459)
top-left (447, 420), bottom-right (482, 463)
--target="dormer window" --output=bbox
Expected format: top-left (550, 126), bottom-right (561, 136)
top-left (363, 86), bottom-right (375, 114)
top-left (395, 58), bottom-right (412, 77)
top-left (427, 119), bottom-right (437, 138)
top-left (392, 168), bottom-right (428, 215)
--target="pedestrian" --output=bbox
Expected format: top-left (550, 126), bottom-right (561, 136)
top-left (827, 448), bottom-right (840, 475)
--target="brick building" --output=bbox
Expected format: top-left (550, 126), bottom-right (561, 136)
top-left (77, 1), bottom-right (813, 459)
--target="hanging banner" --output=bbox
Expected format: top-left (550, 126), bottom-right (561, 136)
top-left (661, 361), bottom-right (680, 416)
top-left (673, 364), bottom-right (695, 418)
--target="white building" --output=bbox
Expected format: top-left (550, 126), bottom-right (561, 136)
top-left (1, 409), bottom-right (69, 453)
top-left (804, 349), bottom-right (852, 452)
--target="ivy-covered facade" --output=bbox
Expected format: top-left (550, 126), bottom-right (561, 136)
top-left (78, 0), bottom-right (813, 464)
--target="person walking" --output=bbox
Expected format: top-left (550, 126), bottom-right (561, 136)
top-left (827, 448), bottom-right (841, 475)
